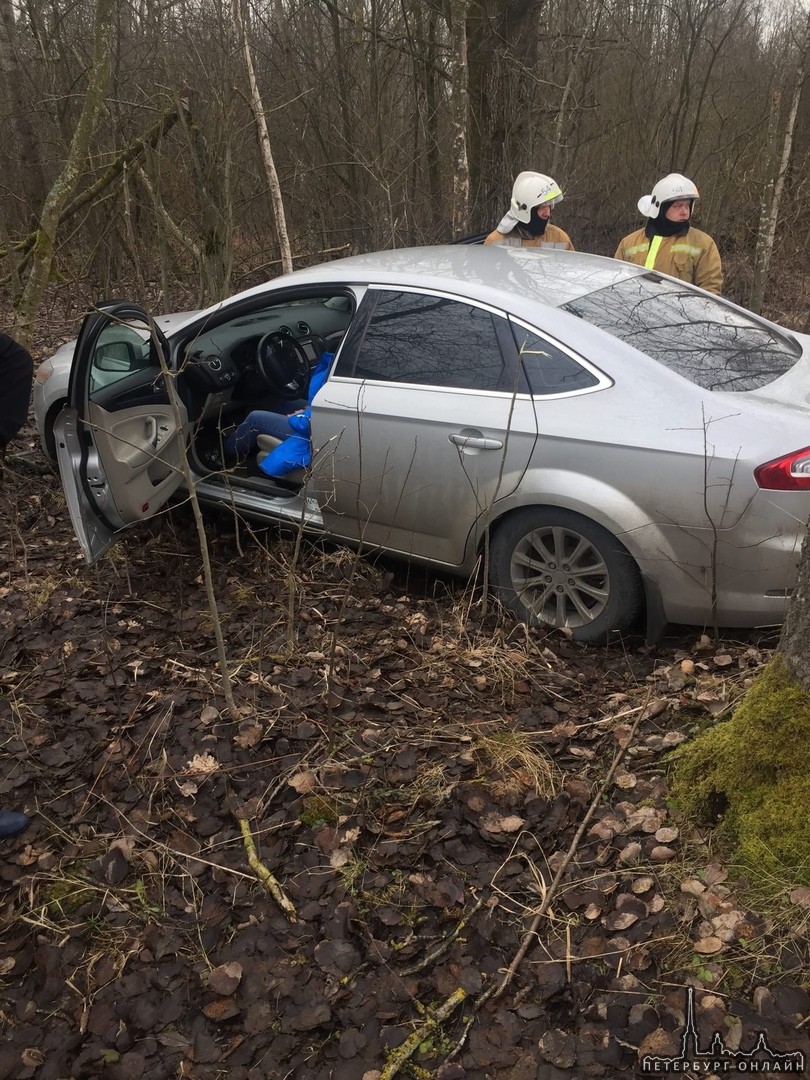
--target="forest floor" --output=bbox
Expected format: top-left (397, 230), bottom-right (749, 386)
top-left (0, 315), bottom-right (809, 1080)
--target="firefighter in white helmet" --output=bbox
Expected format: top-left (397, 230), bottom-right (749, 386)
top-left (484, 171), bottom-right (574, 250)
top-left (614, 173), bottom-right (722, 293)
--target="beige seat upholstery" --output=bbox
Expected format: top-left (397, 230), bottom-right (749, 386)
top-left (255, 434), bottom-right (306, 484)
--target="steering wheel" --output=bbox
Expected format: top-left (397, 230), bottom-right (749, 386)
top-left (256, 332), bottom-right (311, 400)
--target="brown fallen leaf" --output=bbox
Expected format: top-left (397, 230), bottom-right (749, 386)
top-left (618, 842), bottom-right (642, 865)
top-left (696, 692), bottom-right (726, 716)
top-left (203, 997), bottom-right (241, 1021)
top-left (480, 812), bottom-right (525, 834)
top-left (693, 935), bottom-right (724, 955)
top-left (208, 962), bottom-right (243, 996)
top-left (234, 723), bottom-right (263, 749)
top-left (703, 863), bottom-right (729, 886)
top-left (288, 770), bottom-right (318, 794)
top-left (605, 911), bottom-right (639, 931)
top-left (789, 886), bottom-right (810, 908)
top-left (614, 770), bottom-right (637, 790)
top-left (186, 752), bottom-right (219, 776)
top-left (650, 846), bottom-right (677, 863)
top-left (680, 877), bottom-right (706, 897)
top-left (655, 826), bottom-right (679, 844)
top-left (631, 875), bottom-right (655, 895)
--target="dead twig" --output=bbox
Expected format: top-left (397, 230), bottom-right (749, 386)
top-left (488, 695), bottom-right (649, 1002)
top-left (443, 692), bottom-right (653, 1066)
top-left (398, 896), bottom-right (485, 976)
top-left (378, 987), bottom-right (468, 1080)
top-left (237, 817), bottom-right (297, 923)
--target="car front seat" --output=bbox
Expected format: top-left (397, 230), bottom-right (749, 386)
top-left (255, 434), bottom-right (307, 484)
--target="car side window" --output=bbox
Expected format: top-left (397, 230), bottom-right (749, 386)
top-left (510, 322), bottom-right (600, 395)
top-left (335, 289), bottom-right (515, 391)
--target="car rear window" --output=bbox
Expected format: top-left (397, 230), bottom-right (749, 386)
top-left (562, 275), bottom-right (801, 391)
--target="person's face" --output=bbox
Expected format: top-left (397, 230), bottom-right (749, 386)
top-left (533, 204), bottom-right (552, 220)
top-left (664, 199), bottom-right (693, 222)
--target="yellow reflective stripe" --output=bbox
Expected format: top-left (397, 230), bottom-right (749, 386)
top-left (625, 243), bottom-right (650, 256)
top-left (670, 244), bottom-right (702, 256)
top-left (644, 235), bottom-right (662, 270)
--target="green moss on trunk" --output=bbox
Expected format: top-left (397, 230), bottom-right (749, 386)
top-left (670, 655), bottom-right (810, 885)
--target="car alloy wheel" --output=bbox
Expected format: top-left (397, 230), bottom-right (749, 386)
top-left (490, 508), bottom-right (643, 643)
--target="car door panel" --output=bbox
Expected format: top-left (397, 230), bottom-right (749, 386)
top-left (309, 287), bottom-right (538, 565)
top-left (56, 304), bottom-right (185, 564)
top-left (312, 380), bottom-right (537, 565)
top-left (86, 401), bottom-right (183, 520)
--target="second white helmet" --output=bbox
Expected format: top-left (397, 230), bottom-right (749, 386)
top-left (510, 172), bottom-right (564, 223)
top-left (638, 173), bottom-right (699, 218)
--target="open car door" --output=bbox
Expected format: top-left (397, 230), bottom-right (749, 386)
top-left (55, 303), bottom-right (186, 565)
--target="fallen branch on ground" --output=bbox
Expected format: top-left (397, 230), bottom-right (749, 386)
top-left (237, 817), bottom-right (297, 923)
top-left (379, 987), bottom-right (468, 1080)
top-left (445, 694), bottom-right (653, 1062)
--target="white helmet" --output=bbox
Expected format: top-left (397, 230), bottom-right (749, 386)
top-left (509, 171), bottom-right (564, 223)
top-left (638, 173), bottom-right (699, 218)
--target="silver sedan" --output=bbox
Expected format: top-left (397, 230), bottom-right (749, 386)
top-left (52, 245), bottom-right (810, 641)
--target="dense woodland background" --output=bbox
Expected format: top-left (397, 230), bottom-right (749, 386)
top-left (1, 0), bottom-right (809, 340)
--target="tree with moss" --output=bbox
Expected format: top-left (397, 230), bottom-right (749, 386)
top-left (12, 0), bottom-right (116, 349)
top-left (671, 525), bottom-right (810, 886)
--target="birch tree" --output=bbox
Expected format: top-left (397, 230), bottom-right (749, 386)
top-left (232, 0), bottom-right (293, 275)
top-left (448, 0), bottom-right (470, 239)
top-left (750, 6), bottom-right (810, 314)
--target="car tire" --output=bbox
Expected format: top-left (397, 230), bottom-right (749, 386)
top-left (489, 508), bottom-right (644, 643)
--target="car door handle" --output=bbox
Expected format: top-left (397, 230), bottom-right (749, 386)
top-left (145, 417), bottom-right (158, 447)
top-left (448, 433), bottom-right (504, 450)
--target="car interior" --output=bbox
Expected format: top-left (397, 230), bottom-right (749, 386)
top-left (176, 292), bottom-right (355, 488)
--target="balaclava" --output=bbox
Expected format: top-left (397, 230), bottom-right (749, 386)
top-left (645, 199), bottom-right (692, 239)
top-left (520, 205), bottom-right (550, 238)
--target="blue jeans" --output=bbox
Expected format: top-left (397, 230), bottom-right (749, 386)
top-left (224, 405), bottom-right (306, 459)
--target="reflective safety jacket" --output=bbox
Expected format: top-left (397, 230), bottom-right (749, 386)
top-left (614, 226), bottom-right (722, 294)
top-left (484, 223), bottom-right (574, 250)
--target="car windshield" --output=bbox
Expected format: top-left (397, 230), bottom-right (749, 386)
top-left (562, 274), bottom-right (801, 391)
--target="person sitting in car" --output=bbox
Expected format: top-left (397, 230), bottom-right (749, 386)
top-left (484, 172), bottom-right (574, 250)
top-left (205, 350), bottom-right (333, 474)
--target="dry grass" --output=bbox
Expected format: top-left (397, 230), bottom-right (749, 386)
top-left (473, 727), bottom-right (560, 801)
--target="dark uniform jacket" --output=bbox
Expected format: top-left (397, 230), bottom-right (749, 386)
top-left (0, 333), bottom-right (34, 447)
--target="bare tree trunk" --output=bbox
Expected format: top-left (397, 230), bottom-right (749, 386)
top-left (0, 0), bottom-right (47, 223)
top-left (178, 104), bottom-right (232, 302)
top-left (551, 8), bottom-right (603, 179)
top-left (232, 0), bottom-right (293, 275)
top-left (750, 9), bottom-right (809, 315)
top-left (780, 520), bottom-right (810, 689)
top-left (12, 0), bottom-right (116, 347)
top-left (449, 0), bottom-right (470, 239)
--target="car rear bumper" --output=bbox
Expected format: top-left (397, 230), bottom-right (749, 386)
top-left (628, 510), bottom-right (803, 629)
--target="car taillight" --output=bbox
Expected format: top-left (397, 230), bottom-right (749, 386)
top-left (755, 447), bottom-right (810, 490)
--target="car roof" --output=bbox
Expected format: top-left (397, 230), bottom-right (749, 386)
top-left (244, 245), bottom-right (647, 312)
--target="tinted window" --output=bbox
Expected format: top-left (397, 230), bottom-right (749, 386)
top-left (562, 275), bottom-right (800, 391)
top-left (511, 322), bottom-right (600, 395)
top-left (335, 290), bottom-right (514, 391)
